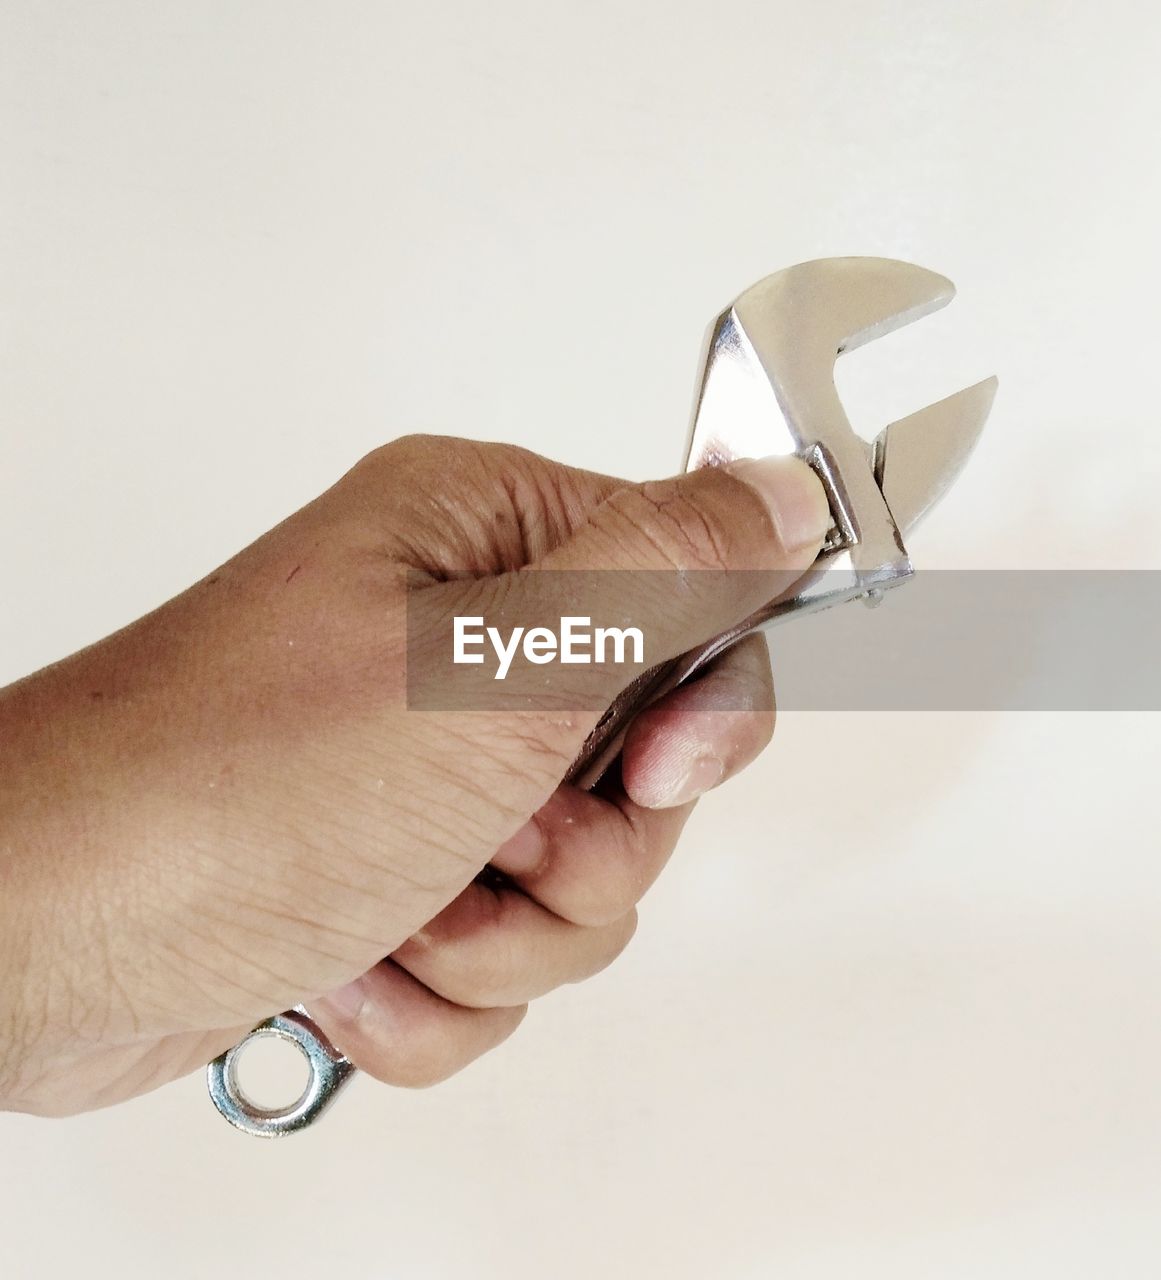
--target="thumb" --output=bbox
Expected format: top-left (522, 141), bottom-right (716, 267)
top-left (410, 455), bottom-right (830, 722)
top-left (535, 454), bottom-right (831, 658)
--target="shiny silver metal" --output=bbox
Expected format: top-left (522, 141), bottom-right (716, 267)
top-left (208, 256), bottom-right (996, 1136)
top-left (207, 1006), bottom-right (354, 1137)
top-left (569, 257), bottom-right (997, 786)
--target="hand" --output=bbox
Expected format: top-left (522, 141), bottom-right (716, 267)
top-left (0, 435), bottom-right (829, 1115)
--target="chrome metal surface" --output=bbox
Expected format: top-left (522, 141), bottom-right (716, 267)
top-left (208, 256), bottom-right (995, 1133)
top-left (570, 256), bottom-right (996, 787)
top-left (872, 376), bottom-right (998, 536)
top-left (207, 1006), bottom-right (354, 1137)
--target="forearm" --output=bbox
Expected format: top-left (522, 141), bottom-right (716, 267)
top-left (0, 656), bottom-right (120, 1098)
top-left (0, 619), bottom-right (206, 1101)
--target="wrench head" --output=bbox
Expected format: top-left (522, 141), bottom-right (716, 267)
top-left (684, 257), bottom-right (994, 595)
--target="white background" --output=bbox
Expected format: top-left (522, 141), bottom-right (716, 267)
top-left (2, 2), bottom-right (1160, 1276)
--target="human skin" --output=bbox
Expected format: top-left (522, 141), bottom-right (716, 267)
top-left (0, 435), bottom-right (829, 1116)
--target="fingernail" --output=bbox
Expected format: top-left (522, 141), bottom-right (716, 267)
top-left (316, 974), bottom-right (367, 1023)
top-left (494, 817), bottom-right (548, 876)
top-left (728, 455), bottom-right (832, 553)
top-left (659, 754), bottom-right (725, 807)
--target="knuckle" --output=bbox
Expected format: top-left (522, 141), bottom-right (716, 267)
top-left (448, 916), bottom-right (524, 1009)
top-left (350, 1001), bottom-right (526, 1089)
top-left (359, 432), bottom-right (436, 472)
top-left (564, 859), bottom-right (644, 928)
top-left (380, 431), bottom-right (433, 458)
top-left (359, 433), bottom-right (489, 483)
top-left (383, 1003), bottom-right (526, 1088)
top-left (575, 909), bottom-right (638, 982)
top-left (380, 1043), bottom-right (458, 1089)
top-left (395, 889), bottom-right (532, 1009)
top-left (605, 479), bottom-right (737, 572)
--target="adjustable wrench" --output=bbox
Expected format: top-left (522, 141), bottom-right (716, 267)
top-left (208, 256), bottom-right (997, 1135)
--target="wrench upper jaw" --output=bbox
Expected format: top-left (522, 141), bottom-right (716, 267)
top-left (731, 257), bottom-right (955, 373)
top-left (684, 258), bottom-right (958, 473)
top-left (684, 257), bottom-right (993, 608)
